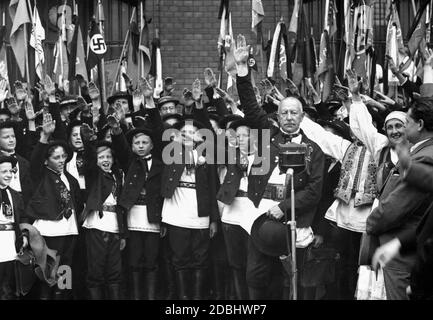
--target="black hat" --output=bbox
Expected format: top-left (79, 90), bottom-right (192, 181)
top-left (158, 96), bottom-right (179, 108)
top-left (125, 127), bottom-right (154, 145)
top-left (0, 155), bottom-right (17, 168)
top-left (326, 100), bottom-right (343, 115)
top-left (162, 113), bottom-right (183, 125)
top-left (172, 118), bottom-right (206, 131)
top-left (219, 114), bottom-right (243, 130)
top-left (107, 91), bottom-right (132, 106)
top-left (228, 118), bottom-right (252, 131)
top-left (208, 113), bottom-right (222, 125)
top-left (250, 213), bottom-right (289, 257)
top-left (59, 96), bottom-right (78, 110)
top-left (0, 108), bottom-right (11, 118)
top-left (45, 140), bottom-right (73, 163)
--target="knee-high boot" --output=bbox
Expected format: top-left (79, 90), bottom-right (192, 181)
top-left (130, 271), bottom-right (142, 300)
top-left (232, 269), bottom-right (249, 300)
top-left (144, 271), bottom-right (158, 300)
top-left (175, 270), bottom-right (190, 300)
top-left (192, 269), bottom-right (207, 300)
top-left (88, 287), bottom-right (103, 300)
top-left (107, 283), bottom-right (121, 300)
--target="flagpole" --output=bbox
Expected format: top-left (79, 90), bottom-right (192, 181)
top-left (97, 0), bottom-right (107, 105)
top-left (23, 13), bottom-right (31, 86)
top-left (110, 7), bottom-right (136, 96)
top-left (139, 0), bottom-right (144, 78)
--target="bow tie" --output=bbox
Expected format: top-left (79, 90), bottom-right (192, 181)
top-left (143, 156), bottom-right (152, 161)
top-left (281, 132), bottom-right (301, 142)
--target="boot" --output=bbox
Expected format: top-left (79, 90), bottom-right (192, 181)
top-left (248, 286), bottom-right (265, 300)
top-left (53, 288), bottom-right (65, 300)
top-left (192, 269), bottom-right (207, 300)
top-left (130, 271), bottom-right (142, 300)
top-left (39, 284), bottom-right (52, 300)
top-left (107, 283), bottom-right (121, 300)
top-left (213, 265), bottom-right (226, 300)
top-left (165, 262), bottom-right (177, 300)
top-left (88, 287), bottom-right (103, 300)
top-left (144, 271), bottom-right (157, 300)
top-left (232, 269), bottom-right (249, 300)
top-left (175, 270), bottom-right (190, 300)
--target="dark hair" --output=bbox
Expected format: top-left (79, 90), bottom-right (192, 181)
top-left (47, 145), bottom-right (67, 158)
top-left (410, 97), bottom-right (433, 132)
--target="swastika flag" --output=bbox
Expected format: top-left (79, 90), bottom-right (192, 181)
top-left (87, 17), bottom-right (106, 70)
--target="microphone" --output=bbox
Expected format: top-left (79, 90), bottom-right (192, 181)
top-left (286, 168), bottom-right (294, 177)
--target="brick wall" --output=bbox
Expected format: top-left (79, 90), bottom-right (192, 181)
top-left (144, 0), bottom-right (291, 95)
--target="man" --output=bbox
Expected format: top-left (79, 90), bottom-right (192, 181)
top-left (372, 142), bottom-right (433, 300)
top-left (0, 121), bottom-right (32, 206)
top-left (367, 98), bottom-right (433, 300)
top-left (233, 35), bottom-right (325, 299)
top-left (158, 96), bottom-right (179, 117)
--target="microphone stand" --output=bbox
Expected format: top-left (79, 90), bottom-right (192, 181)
top-left (284, 168), bottom-right (297, 300)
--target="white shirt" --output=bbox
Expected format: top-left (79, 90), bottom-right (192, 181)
top-left (33, 173), bottom-right (79, 236)
top-left (83, 193), bottom-right (119, 233)
top-left (162, 150), bottom-right (210, 229)
top-left (0, 188), bottom-right (17, 263)
top-left (10, 162), bottom-right (21, 192)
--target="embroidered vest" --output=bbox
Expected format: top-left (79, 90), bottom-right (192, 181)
top-left (334, 141), bottom-right (378, 207)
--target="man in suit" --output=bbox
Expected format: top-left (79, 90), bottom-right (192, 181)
top-left (367, 97), bottom-right (433, 300)
top-left (232, 35), bottom-right (325, 299)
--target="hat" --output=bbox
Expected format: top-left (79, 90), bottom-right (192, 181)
top-left (125, 127), bottom-right (154, 145)
top-left (158, 95), bottom-right (179, 108)
top-left (59, 96), bottom-right (78, 110)
top-left (228, 118), bottom-right (252, 131)
top-left (384, 111), bottom-right (406, 126)
top-left (250, 213), bottom-right (289, 257)
top-left (208, 113), bottom-right (222, 125)
top-left (162, 113), bottom-right (183, 125)
top-left (94, 140), bottom-right (113, 154)
top-left (107, 91), bottom-right (132, 106)
top-left (0, 108), bottom-right (11, 118)
top-left (172, 118), bottom-right (206, 131)
top-left (45, 140), bottom-right (73, 163)
top-left (19, 223), bottom-right (60, 286)
top-left (0, 155), bottom-right (17, 168)
top-left (219, 114), bottom-right (243, 130)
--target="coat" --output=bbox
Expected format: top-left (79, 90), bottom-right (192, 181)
top-left (26, 142), bottom-right (83, 222)
top-left (232, 73), bottom-right (325, 228)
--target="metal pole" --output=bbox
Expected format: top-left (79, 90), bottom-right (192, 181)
top-left (284, 168), bottom-right (297, 300)
top-left (98, 0), bottom-right (107, 105)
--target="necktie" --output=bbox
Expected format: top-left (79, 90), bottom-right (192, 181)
top-left (281, 132), bottom-right (300, 143)
top-left (239, 153), bottom-right (249, 177)
top-left (1, 188), bottom-right (13, 218)
top-left (76, 150), bottom-right (85, 175)
top-left (57, 176), bottom-right (74, 219)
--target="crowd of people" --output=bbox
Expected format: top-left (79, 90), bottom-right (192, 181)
top-left (0, 34), bottom-right (432, 301)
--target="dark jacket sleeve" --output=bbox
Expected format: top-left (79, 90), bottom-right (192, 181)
top-left (278, 145), bottom-right (325, 220)
top-left (48, 102), bottom-right (67, 141)
top-left (402, 78), bottom-right (420, 100)
top-left (403, 160), bottom-right (433, 193)
top-left (30, 141), bottom-right (48, 183)
top-left (111, 131), bottom-right (133, 173)
top-left (237, 73), bottom-right (269, 130)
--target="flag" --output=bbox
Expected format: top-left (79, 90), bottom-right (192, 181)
top-left (287, 0), bottom-right (301, 62)
top-left (251, 0), bottom-right (264, 35)
top-left (317, 30), bottom-right (334, 101)
top-left (386, 2), bottom-right (406, 85)
top-left (53, 4), bottom-right (69, 84)
top-left (0, 26), bottom-right (9, 82)
top-left (267, 22), bottom-right (281, 79)
top-left (9, 0), bottom-right (31, 78)
top-left (407, 0), bottom-right (429, 59)
top-left (139, 14), bottom-right (152, 77)
top-left (278, 23), bottom-right (288, 81)
top-left (29, 3), bottom-right (45, 80)
top-left (126, 11), bottom-right (140, 84)
top-left (87, 17), bottom-right (106, 71)
top-left (218, 0), bottom-right (229, 19)
top-left (69, 10), bottom-right (88, 83)
top-left (225, 12), bottom-right (236, 91)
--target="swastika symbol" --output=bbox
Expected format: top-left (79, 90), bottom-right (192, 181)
top-left (90, 34), bottom-right (107, 55)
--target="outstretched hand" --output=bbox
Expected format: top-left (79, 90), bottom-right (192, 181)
top-left (42, 112), bottom-right (56, 136)
top-left (204, 68), bottom-right (217, 88)
top-left (0, 79), bottom-right (8, 103)
top-left (346, 69), bottom-right (362, 96)
top-left (233, 34), bottom-right (249, 65)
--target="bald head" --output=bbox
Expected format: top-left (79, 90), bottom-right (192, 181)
top-left (277, 97), bottom-right (304, 133)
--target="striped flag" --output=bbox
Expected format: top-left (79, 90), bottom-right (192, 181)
top-left (29, 2), bottom-right (45, 80)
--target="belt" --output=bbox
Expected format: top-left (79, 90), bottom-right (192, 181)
top-left (262, 184), bottom-right (286, 201)
top-left (101, 204), bottom-right (117, 213)
top-left (178, 181), bottom-right (196, 189)
top-left (235, 190), bottom-right (248, 198)
top-left (0, 224), bottom-right (14, 231)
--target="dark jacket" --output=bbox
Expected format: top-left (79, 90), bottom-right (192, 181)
top-left (229, 73), bottom-right (325, 228)
top-left (16, 154), bottom-right (33, 206)
top-left (81, 140), bottom-right (127, 237)
top-left (6, 187), bottom-right (29, 252)
top-left (111, 131), bottom-right (164, 224)
top-left (26, 142), bottom-right (83, 222)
